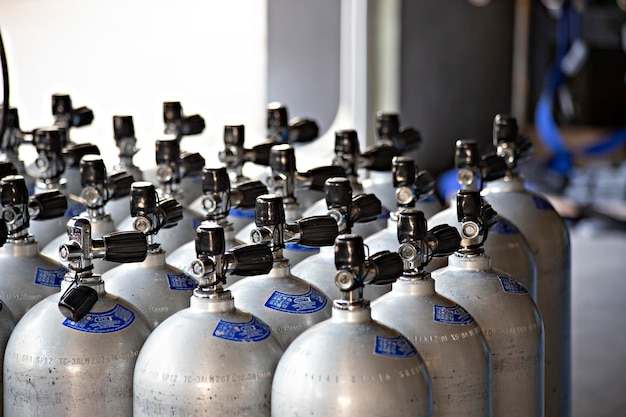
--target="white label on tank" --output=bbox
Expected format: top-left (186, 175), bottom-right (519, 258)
top-left (264, 287), bottom-right (327, 314)
top-left (34, 267), bottom-right (68, 288)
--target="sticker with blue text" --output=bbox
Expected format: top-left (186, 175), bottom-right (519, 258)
top-left (532, 195), bottom-right (553, 211)
top-left (433, 304), bottom-right (474, 325)
top-left (212, 316), bottom-right (272, 343)
top-left (374, 335), bottom-right (417, 358)
top-left (490, 217), bottom-right (520, 235)
top-left (167, 274), bottom-right (197, 291)
top-left (62, 304), bottom-right (135, 334)
top-left (498, 275), bottom-right (528, 294)
top-left (285, 243), bottom-right (319, 253)
top-left (34, 267), bottom-right (67, 288)
top-left (264, 287), bottom-right (327, 314)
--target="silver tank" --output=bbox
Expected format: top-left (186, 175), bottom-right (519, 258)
top-left (433, 253), bottom-right (544, 417)
top-left (228, 258), bottom-right (331, 348)
top-left (271, 301), bottom-right (432, 417)
top-left (428, 202), bottom-right (537, 297)
top-left (483, 175), bottom-right (570, 417)
top-left (3, 278), bottom-right (151, 417)
top-left (372, 277), bottom-right (492, 417)
top-left (0, 300), bottom-right (15, 417)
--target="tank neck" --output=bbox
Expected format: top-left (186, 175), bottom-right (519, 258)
top-left (141, 250), bottom-right (167, 268)
top-left (394, 273), bottom-right (436, 296)
top-left (447, 252), bottom-right (491, 272)
top-left (190, 290), bottom-right (235, 313)
top-left (62, 276), bottom-right (106, 296)
top-left (0, 239), bottom-right (39, 255)
top-left (332, 300), bottom-right (372, 323)
top-left (268, 259), bottom-right (292, 278)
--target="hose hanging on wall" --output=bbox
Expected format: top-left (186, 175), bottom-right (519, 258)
top-left (0, 28), bottom-right (10, 143)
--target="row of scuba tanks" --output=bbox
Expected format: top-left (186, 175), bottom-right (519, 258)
top-left (0, 94), bottom-right (570, 417)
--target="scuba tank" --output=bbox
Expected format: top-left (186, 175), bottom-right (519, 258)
top-left (432, 190), bottom-right (544, 417)
top-left (428, 139), bottom-right (537, 297)
top-left (28, 127), bottom-right (83, 247)
top-left (3, 218), bottom-right (151, 417)
top-left (0, 108), bottom-right (35, 191)
top-left (133, 225), bottom-right (283, 417)
top-left (228, 194), bottom-right (337, 348)
top-left (293, 177), bottom-right (386, 300)
top-left (272, 234), bottom-right (432, 417)
top-left (118, 138), bottom-right (204, 255)
top-left (364, 156), bottom-right (436, 257)
top-left (372, 209), bottom-right (492, 417)
top-left (108, 115), bottom-right (143, 225)
top-left (235, 144), bottom-right (344, 265)
top-left (0, 174), bottom-right (68, 319)
top-left (167, 166), bottom-right (267, 284)
top-left (0, 214), bottom-right (17, 417)
top-left (41, 155), bottom-right (134, 274)
top-left (105, 181), bottom-right (194, 329)
top-left (481, 114), bottom-right (570, 417)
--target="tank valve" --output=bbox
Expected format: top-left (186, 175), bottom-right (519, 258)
top-left (218, 125), bottom-right (279, 183)
top-left (267, 102), bottom-right (319, 144)
top-left (324, 177), bottom-right (381, 234)
top-left (155, 138), bottom-right (205, 194)
top-left (456, 190), bottom-right (497, 253)
top-left (0, 108), bottom-right (26, 161)
top-left (392, 156), bottom-right (435, 210)
top-left (200, 167), bottom-right (267, 220)
top-left (33, 127), bottom-right (66, 183)
top-left (130, 182), bottom-right (183, 249)
top-left (79, 155), bottom-right (133, 218)
top-left (375, 112), bottom-right (422, 152)
top-left (492, 114), bottom-right (533, 170)
top-left (163, 101), bottom-right (206, 139)
top-left (52, 93), bottom-right (94, 130)
top-left (62, 142), bottom-right (100, 171)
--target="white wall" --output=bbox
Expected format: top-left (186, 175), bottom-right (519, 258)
top-left (0, 0), bottom-right (267, 170)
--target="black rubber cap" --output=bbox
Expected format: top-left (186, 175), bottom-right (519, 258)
top-left (230, 243), bottom-right (274, 276)
top-left (34, 127), bottom-right (63, 154)
top-left (397, 209), bottom-right (427, 244)
top-left (362, 144), bottom-right (400, 171)
top-left (392, 156), bottom-right (416, 187)
top-left (70, 107), bottom-right (94, 127)
top-left (351, 194), bottom-right (381, 224)
top-left (52, 94), bottom-right (72, 116)
top-left (7, 108), bottom-right (19, 129)
top-left (456, 190), bottom-right (482, 222)
top-left (334, 130), bottom-right (360, 155)
top-left (0, 162), bottom-right (19, 182)
top-left (297, 215), bottom-right (338, 247)
top-left (109, 171), bottom-right (134, 199)
top-left (234, 181), bottom-right (268, 209)
top-left (481, 152), bottom-right (508, 182)
top-left (334, 234), bottom-right (365, 270)
top-left (376, 112), bottom-right (400, 141)
top-left (180, 114), bottom-right (205, 136)
top-left (369, 251), bottom-right (403, 285)
top-left (103, 231), bottom-right (148, 263)
top-left (202, 167), bottom-right (230, 194)
top-left (158, 198), bottom-right (183, 229)
top-left (130, 182), bottom-right (158, 217)
top-left (493, 114), bottom-right (518, 146)
top-left (305, 166), bottom-right (346, 191)
top-left (58, 285), bottom-right (98, 322)
top-left (224, 125), bottom-right (245, 147)
top-left (155, 138), bottom-right (180, 164)
top-left (64, 143), bottom-right (101, 168)
top-left (28, 190), bottom-right (68, 220)
top-left (1, 175), bottom-right (28, 206)
top-left (269, 144), bottom-right (296, 174)
top-left (249, 142), bottom-right (278, 166)
top-left (455, 139), bottom-right (480, 169)
top-left (267, 102), bottom-right (288, 130)
top-left (325, 177), bottom-right (352, 209)
top-left (163, 102), bottom-right (182, 123)
top-left (195, 224), bottom-right (226, 256)
top-left (397, 127), bottom-right (422, 151)
top-left (254, 194), bottom-right (285, 227)
top-left (113, 115), bottom-right (135, 140)
top-left (416, 170), bottom-right (436, 197)
top-left (288, 118), bottom-right (319, 143)
top-left (180, 152), bottom-right (205, 177)
top-left (80, 155), bottom-right (107, 187)
top-left (483, 203), bottom-right (498, 230)
top-left (429, 224), bottom-right (461, 257)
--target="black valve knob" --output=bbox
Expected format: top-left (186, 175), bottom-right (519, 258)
top-left (224, 125), bottom-right (245, 147)
top-left (59, 285), bottom-right (98, 322)
top-left (455, 140), bottom-right (480, 169)
top-left (70, 106), bottom-right (95, 127)
top-left (156, 138), bottom-right (180, 164)
top-left (34, 127), bottom-right (63, 154)
top-left (376, 112), bottom-right (400, 141)
top-left (334, 130), bottom-right (360, 155)
top-left (102, 231), bottom-right (148, 263)
top-left (295, 215), bottom-right (338, 247)
top-left (303, 166), bottom-right (346, 191)
top-left (429, 224), bottom-right (462, 257)
top-left (195, 224), bottom-right (226, 257)
top-left (267, 103), bottom-right (288, 131)
top-left (392, 156), bottom-right (415, 187)
top-left (159, 198), bottom-right (183, 229)
top-left (288, 118), bottom-right (319, 143)
top-left (0, 162), bottom-right (18, 182)
top-left (481, 152), bottom-right (508, 182)
top-left (64, 143), bottom-right (101, 168)
top-left (270, 144), bottom-right (296, 174)
top-left (164, 102), bottom-right (183, 124)
top-left (109, 171), bottom-right (134, 199)
top-left (362, 144), bottom-right (400, 172)
top-left (1, 174), bottom-right (28, 206)
top-left (493, 114), bottom-right (518, 146)
top-left (351, 194), bottom-right (381, 223)
top-left (397, 209), bottom-right (427, 244)
top-left (234, 181), bottom-right (268, 209)
top-left (29, 190), bottom-right (68, 220)
top-left (80, 155), bottom-right (107, 187)
top-left (457, 190), bottom-right (482, 222)
top-left (180, 114), bottom-right (205, 136)
top-left (482, 203), bottom-right (498, 230)
top-left (6, 108), bottom-right (19, 129)
top-left (130, 182), bottom-right (158, 217)
top-left (202, 167), bottom-right (230, 194)
top-left (368, 251), bottom-right (403, 286)
top-left (180, 152), bottom-right (205, 177)
top-left (113, 115), bottom-right (135, 140)
top-left (334, 234), bottom-right (365, 270)
top-left (52, 94), bottom-right (72, 116)
top-left (397, 127), bottom-right (422, 151)
top-left (325, 177), bottom-right (352, 208)
top-left (415, 170), bottom-right (436, 196)
top-left (254, 194), bottom-right (285, 227)
top-left (248, 142), bottom-right (277, 166)
top-left (229, 244), bottom-right (274, 276)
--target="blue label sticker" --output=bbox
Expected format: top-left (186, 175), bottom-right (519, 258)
top-left (264, 287), bottom-right (327, 314)
top-left (34, 267), bottom-right (67, 288)
top-left (230, 208), bottom-right (256, 219)
top-left (374, 335), bottom-right (417, 358)
top-left (532, 195), bottom-right (553, 211)
top-left (212, 316), bottom-right (272, 343)
top-left (491, 217), bottom-right (520, 235)
top-left (65, 202), bottom-right (85, 218)
top-left (378, 207), bottom-right (391, 220)
top-left (192, 218), bottom-right (202, 231)
top-left (284, 243), bottom-right (319, 253)
top-left (433, 304), bottom-right (474, 325)
top-left (498, 275), bottom-right (528, 294)
top-left (167, 274), bottom-right (197, 291)
top-left (62, 304), bottom-right (135, 334)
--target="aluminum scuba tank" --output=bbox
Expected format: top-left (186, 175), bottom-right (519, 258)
top-left (0, 174), bottom-right (69, 319)
top-left (293, 177), bottom-right (387, 300)
top-left (481, 114), bottom-right (570, 417)
top-left (272, 234), bottom-right (432, 417)
top-left (0, 215), bottom-right (17, 417)
top-left (167, 166), bottom-right (267, 285)
top-left (372, 209), bottom-right (492, 417)
top-left (235, 144), bottom-right (345, 265)
top-left (3, 218), bottom-right (151, 417)
top-left (228, 194), bottom-right (337, 348)
top-left (41, 155), bottom-right (134, 274)
top-left (428, 139), bottom-right (537, 297)
top-left (432, 190), bottom-right (544, 417)
top-left (118, 138), bottom-right (204, 255)
top-left (134, 224), bottom-right (283, 417)
top-left (105, 181), bottom-right (194, 329)
top-left (0, 108), bottom-right (36, 192)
